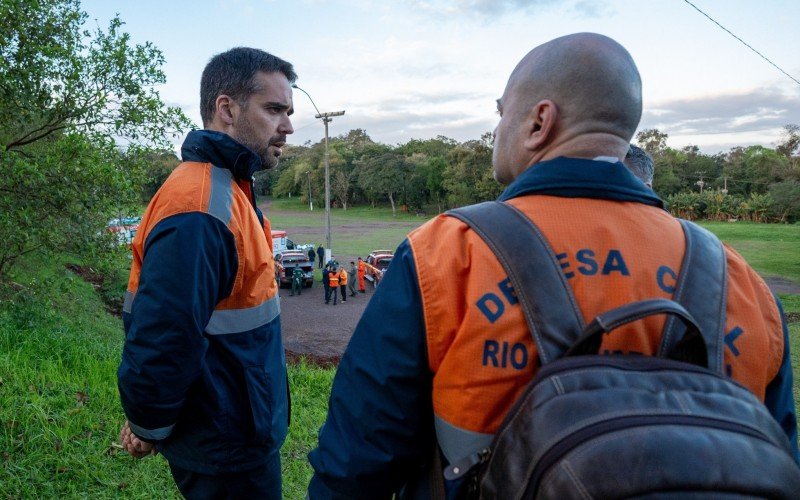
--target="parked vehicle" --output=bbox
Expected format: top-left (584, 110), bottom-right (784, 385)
top-left (271, 230), bottom-right (297, 256)
top-left (365, 250), bottom-right (394, 286)
top-left (275, 250), bottom-right (314, 288)
top-left (107, 216), bottom-right (141, 245)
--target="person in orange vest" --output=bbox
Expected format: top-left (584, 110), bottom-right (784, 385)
top-left (357, 256), bottom-right (366, 293)
top-left (337, 265), bottom-right (348, 302)
top-left (327, 265), bottom-right (339, 305)
top-left (307, 33), bottom-right (798, 498)
top-left (118, 47), bottom-right (295, 499)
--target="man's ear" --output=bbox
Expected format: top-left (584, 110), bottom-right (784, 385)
top-left (523, 99), bottom-right (557, 151)
top-left (215, 95), bottom-right (236, 126)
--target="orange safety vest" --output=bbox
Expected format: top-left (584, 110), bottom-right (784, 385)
top-left (125, 162), bottom-right (279, 328)
top-left (338, 269), bottom-right (348, 286)
top-left (407, 195), bottom-right (783, 463)
top-left (328, 271), bottom-right (339, 287)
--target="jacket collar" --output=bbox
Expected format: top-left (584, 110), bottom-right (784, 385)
top-left (180, 129), bottom-right (262, 180)
top-left (497, 156), bottom-right (665, 209)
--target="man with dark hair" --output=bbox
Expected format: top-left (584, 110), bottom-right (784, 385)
top-left (624, 143), bottom-right (654, 187)
top-left (308, 33), bottom-right (797, 498)
top-left (317, 244), bottom-right (325, 268)
top-left (308, 245), bottom-right (316, 266)
top-left (117, 47), bottom-right (295, 498)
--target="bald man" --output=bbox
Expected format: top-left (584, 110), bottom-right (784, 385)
top-left (308, 33), bottom-right (797, 499)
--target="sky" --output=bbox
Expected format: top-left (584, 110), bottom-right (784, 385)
top-left (80, 0), bottom-right (800, 154)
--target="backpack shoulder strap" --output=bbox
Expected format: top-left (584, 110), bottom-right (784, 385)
top-left (446, 201), bottom-right (584, 365)
top-left (658, 220), bottom-right (728, 374)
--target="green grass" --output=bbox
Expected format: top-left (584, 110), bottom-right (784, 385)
top-left (267, 196), bottom-right (424, 258)
top-left (0, 251), bottom-right (334, 498)
top-left (698, 221), bottom-right (800, 283)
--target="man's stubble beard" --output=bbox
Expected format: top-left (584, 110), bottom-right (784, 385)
top-left (233, 113), bottom-right (278, 170)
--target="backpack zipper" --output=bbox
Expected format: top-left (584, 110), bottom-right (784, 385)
top-left (523, 414), bottom-right (776, 497)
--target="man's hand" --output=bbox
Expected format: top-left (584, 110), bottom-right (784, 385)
top-left (119, 420), bottom-right (157, 458)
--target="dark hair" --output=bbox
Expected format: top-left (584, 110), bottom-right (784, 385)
top-left (624, 144), bottom-right (654, 185)
top-left (200, 47), bottom-right (297, 126)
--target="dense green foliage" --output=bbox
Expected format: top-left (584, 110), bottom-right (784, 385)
top-left (260, 130), bottom-right (503, 216)
top-left (0, 0), bottom-right (191, 281)
top-left (639, 127), bottom-right (800, 222)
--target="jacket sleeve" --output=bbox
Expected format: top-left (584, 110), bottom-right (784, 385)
top-left (117, 212), bottom-right (238, 442)
top-left (764, 295), bottom-right (799, 463)
top-left (308, 239), bottom-right (434, 499)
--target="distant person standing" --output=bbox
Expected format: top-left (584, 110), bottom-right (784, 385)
top-left (338, 266), bottom-right (348, 302)
top-left (308, 246), bottom-right (316, 266)
top-left (347, 262), bottom-right (358, 297)
top-left (328, 266), bottom-right (339, 305)
top-left (322, 264), bottom-right (331, 304)
top-left (316, 244), bottom-right (325, 269)
top-left (291, 266), bottom-right (304, 296)
top-left (357, 257), bottom-right (366, 293)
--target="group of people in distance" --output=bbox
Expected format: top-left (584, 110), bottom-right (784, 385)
top-left (116, 32), bottom-right (797, 499)
top-left (321, 259), bottom-right (365, 305)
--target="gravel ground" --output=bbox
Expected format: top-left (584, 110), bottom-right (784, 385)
top-left (280, 258), bottom-right (376, 364)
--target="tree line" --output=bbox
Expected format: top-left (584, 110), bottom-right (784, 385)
top-left (252, 125), bottom-right (800, 222)
top-left (639, 127), bottom-right (800, 223)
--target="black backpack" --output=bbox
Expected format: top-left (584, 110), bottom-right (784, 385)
top-left (442, 201), bottom-right (800, 499)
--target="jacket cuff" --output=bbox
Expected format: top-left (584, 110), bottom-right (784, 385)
top-left (128, 420), bottom-right (175, 443)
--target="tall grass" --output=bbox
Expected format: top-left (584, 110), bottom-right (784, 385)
top-left (0, 252), bottom-right (333, 498)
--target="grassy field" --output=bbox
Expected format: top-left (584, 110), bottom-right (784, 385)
top-left (698, 221), bottom-right (800, 283)
top-left (0, 202), bottom-right (797, 498)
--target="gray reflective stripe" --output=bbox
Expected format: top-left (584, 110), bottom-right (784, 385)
top-left (206, 296), bottom-right (280, 335)
top-left (123, 291), bottom-right (136, 314)
top-left (208, 165), bottom-right (233, 225)
top-left (434, 414), bottom-right (494, 464)
top-left (128, 420), bottom-right (174, 441)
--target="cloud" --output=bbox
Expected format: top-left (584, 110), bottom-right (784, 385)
top-left (405, 0), bottom-right (607, 18)
top-left (641, 88), bottom-right (800, 136)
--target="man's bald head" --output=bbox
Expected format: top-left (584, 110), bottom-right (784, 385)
top-left (510, 33), bottom-right (642, 140)
top-left (492, 33), bottom-right (643, 184)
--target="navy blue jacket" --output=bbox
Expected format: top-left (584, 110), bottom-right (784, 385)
top-left (308, 158), bottom-right (798, 498)
top-left (118, 130), bottom-right (287, 474)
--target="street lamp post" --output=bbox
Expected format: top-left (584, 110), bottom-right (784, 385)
top-left (306, 170), bottom-right (313, 211)
top-left (292, 84), bottom-right (344, 262)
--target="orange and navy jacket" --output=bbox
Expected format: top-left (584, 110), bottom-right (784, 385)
top-left (117, 130), bottom-right (287, 474)
top-left (308, 157), bottom-right (798, 499)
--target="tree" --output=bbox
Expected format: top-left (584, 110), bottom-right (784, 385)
top-left (776, 124), bottom-right (800, 158)
top-left (635, 129), bottom-right (669, 157)
top-left (0, 0), bottom-right (191, 281)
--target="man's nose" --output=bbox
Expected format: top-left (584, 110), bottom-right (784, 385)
top-left (280, 115), bottom-right (294, 135)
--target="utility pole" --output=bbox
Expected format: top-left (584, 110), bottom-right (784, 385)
top-left (291, 84), bottom-right (344, 263)
top-left (306, 170), bottom-right (313, 211)
top-left (695, 171), bottom-right (706, 193)
top-left (722, 176), bottom-right (729, 194)
top-left (317, 110), bottom-right (345, 260)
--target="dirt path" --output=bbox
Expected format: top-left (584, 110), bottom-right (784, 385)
top-left (280, 262), bottom-right (374, 364)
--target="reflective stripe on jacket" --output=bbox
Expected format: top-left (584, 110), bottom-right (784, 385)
top-left (118, 130), bottom-right (287, 474)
